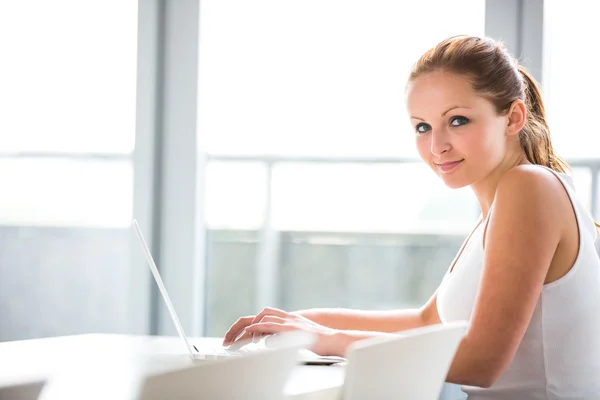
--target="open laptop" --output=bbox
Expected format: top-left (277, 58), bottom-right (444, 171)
top-left (132, 219), bottom-right (346, 365)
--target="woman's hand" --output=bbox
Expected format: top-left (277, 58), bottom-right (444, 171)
top-left (222, 307), bottom-right (341, 356)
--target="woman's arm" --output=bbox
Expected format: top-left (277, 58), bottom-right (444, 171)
top-left (223, 294), bottom-right (440, 346)
top-left (239, 296), bottom-right (442, 356)
top-left (296, 292), bottom-right (441, 333)
top-left (296, 308), bottom-right (424, 332)
top-left (440, 167), bottom-right (564, 387)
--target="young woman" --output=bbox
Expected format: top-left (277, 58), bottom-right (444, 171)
top-left (222, 36), bottom-right (600, 399)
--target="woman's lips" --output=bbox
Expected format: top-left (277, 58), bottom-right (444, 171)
top-left (436, 160), bottom-right (464, 173)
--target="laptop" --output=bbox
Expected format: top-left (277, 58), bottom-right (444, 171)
top-left (132, 219), bottom-right (346, 365)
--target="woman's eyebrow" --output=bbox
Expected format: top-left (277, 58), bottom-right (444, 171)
top-left (442, 105), bottom-right (471, 116)
top-left (410, 105), bottom-right (471, 121)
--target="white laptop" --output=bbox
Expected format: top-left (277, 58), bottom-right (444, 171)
top-left (132, 219), bottom-right (346, 365)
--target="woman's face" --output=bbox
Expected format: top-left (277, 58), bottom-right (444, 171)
top-left (406, 71), bottom-right (509, 189)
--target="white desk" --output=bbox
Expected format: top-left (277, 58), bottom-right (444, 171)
top-left (0, 334), bottom-right (345, 400)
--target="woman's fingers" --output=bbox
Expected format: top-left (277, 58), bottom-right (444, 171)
top-left (245, 322), bottom-right (296, 335)
top-left (223, 308), bottom-right (291, 346)
top-left (257, 315), bottom-right (286, 324)
top-left (230, 322), bottom-right (287, 347)
top-left (229, 330), bottom-right (253, 346)
top-left (223, 315), bottom-right (254, 345)
top-left (246, 316), bottom-right (287, 343)
top-left (250, 307), bottom-right (289, 326)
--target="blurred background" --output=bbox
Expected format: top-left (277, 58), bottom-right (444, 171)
top-left (0, 0), bottom-right (599, 349)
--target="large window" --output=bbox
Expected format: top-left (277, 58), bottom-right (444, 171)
top-left (0, 1), bottom-right (136, 228)
top-left (0, 1), bottom-right (137, 341)
top-left (199, 0), bottom-right (486, 336)
top-left (0, 2), bottom-right (136, 156)
top-left (198, 1), bottom-right (485, 159)
top-left (543, 0), bottom-right (600, 221)
top-left (200, 0), bottom-right (485, 232)
top-left (543, 0), bottom-right (600, 159)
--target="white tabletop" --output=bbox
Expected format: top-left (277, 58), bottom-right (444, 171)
top-left (0, 334), bottom-right (345, 400)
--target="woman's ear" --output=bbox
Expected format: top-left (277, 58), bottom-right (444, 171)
top-left (506, 99), bottom-right (527, 136)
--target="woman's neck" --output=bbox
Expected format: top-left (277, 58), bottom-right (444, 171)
top-left (471, 152), bottom-right (530, 219)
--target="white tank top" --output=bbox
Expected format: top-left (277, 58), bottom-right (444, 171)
top-left (437, 166), bottom-right (600, 400)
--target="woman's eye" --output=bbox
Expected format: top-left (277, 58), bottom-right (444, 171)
top-left (415, 123), bottom-right (431, 134)
top-left (450, 116), bottom-right (469, 127)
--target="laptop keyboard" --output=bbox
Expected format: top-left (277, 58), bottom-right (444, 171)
top-left (211, 346), bottom-right (241, 356)
top-left (194, 342), bottom-right (262, 357)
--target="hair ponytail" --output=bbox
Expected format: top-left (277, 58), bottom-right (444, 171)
top-left (518, 66), bottom-right (599, 231)
top-left (518, 66), bottom-right (600, 232)
top-left (517, 66), bottom-right (570, 174)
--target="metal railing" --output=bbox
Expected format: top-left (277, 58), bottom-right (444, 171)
top-left (2, 151), bottom-right (598, 310)
top-left (206, 154), bottom-right (600, 309)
